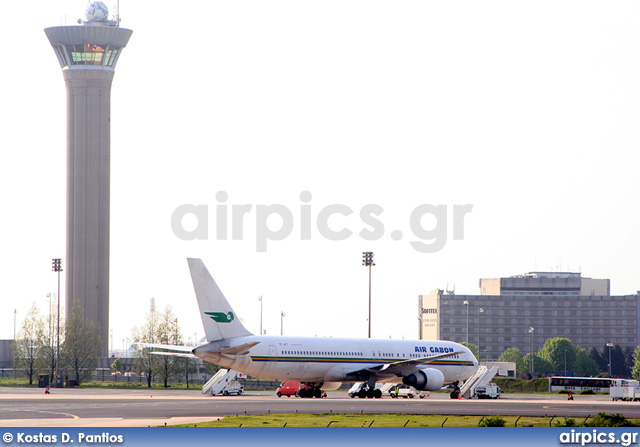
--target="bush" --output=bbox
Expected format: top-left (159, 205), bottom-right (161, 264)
top-left (478, 416), bottom-right (506, 427)
top-left (585, 413), bottom-right (638, 427)
top-left (494, 377), bottom-right (549, 393)
top-left (579, 389), bottom-right (594, 395)
top-left (554, 418), bottom-right (577, 427)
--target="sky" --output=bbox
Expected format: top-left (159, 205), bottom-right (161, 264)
top-left (1, 0), bottom-right (639, 350)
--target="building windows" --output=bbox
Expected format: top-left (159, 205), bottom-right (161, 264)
top-left (57, 43), bottom-right (121, 68)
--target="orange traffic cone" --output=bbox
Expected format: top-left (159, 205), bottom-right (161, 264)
top-left (458, 393), bottom-right (461, 400)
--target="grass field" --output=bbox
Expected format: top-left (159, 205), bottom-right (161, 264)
top-left (170, 413), bottom-right (589, 427)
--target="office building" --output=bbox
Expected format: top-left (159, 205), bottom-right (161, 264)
top-left (419, 272), bottom-right (638, 361)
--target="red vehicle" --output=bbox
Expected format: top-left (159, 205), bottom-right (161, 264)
top-left (276, 382), bottom-right (304, 397)
top-left (276, 382), bottom-right (326, 398)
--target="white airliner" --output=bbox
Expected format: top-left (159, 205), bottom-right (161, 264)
top-left (146, 258), bottom-right (478, 398)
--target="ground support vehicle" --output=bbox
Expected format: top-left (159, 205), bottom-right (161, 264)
top-left (474, 384), bottom-right (500, 399)
top-left (610, 379), bottom-right (640, 401)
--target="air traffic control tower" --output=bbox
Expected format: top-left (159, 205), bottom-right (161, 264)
top-left (45, 2), bottom-right (132, 357)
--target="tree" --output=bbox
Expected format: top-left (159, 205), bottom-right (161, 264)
top-left (133, 306), bottom-right (162, 387)
top-left (538, 338), bottom-right (576, 374)
top-left (610, 345), bottom-right (627, 378)
top-left (111, 358), bottom-right (123, 373)
top-left (631, 346), bottom-right (640, 380)
top-left (61, 302), bottom-right (101, 385)
top-left (523, 353), bottom-right (554, 376)
top-left (589, 347), bottom-right (607, 373)
top-left (182, 357), bottom-right (199, 389)
top-left (623, 347), bottom-right (635, 378)
top-left (574, 346), bottom-right (599, 377)
top-left (460, 342), bottom-right (479, 361)
top-left (156, 306), bottom-right (184, 388)
top-left (41, 295), bottom-right (64, 384)
top-left (498, 347), bottom-right (526, 375)
top-left (203, 358), bottom-right (221, 378)
top-left (12, 303), bottom-right (46, 385)
top-left (593, 344), bottom-right (627, 377)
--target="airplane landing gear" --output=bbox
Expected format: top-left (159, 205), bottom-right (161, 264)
top-left (357, 384), bottom-right (382, 398)
top-left (299, 385), bottom-right (326, 398)
top-left (449, 380), bottom-right (461, 399)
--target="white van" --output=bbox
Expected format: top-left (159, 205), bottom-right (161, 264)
top-left (389, 385), bottom-right (428, 399)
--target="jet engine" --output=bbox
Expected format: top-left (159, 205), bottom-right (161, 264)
top-left (402, 368), bottom-right (445, 391)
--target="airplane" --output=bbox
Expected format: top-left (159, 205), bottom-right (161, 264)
top-left (143, 258), bottom-right (478, 399)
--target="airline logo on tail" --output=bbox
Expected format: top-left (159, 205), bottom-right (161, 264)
top-left (205, 311), bottom-right (235, 323)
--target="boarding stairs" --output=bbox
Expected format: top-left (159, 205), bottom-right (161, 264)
top-left (460, 365), bottom-right (498, 399)
top-left (379, 383), bottom-right (397, 394)
top-left (202, 369), bottom-right (246, 395)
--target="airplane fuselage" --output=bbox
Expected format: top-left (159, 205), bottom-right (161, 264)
top-left (194, 335), bottom-right (477, 386)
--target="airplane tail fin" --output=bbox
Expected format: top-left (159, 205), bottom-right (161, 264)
top-left (187, 258), bottom-right (253, 341)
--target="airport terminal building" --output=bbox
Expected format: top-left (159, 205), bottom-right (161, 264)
top-left (419, 272), bottom-right (640, 361)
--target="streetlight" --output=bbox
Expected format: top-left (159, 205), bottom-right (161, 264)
top-left (607, 343), bottom-right (614, 377)
top-left (477, 307), bottom-right (484, 359)
top-left (362, 252), bottom-right (375, 339)
top-left (564, 349), bottom-right (567, 377)
top-left (258, 296), bottom-right (263, 336)
top-left (463, 300), bottom-right (469, 345)
top-left (528, 327), bottom-right (535, 375)
top-left (52, 258), bottom-right (63, 387)
top-left (280, 311), bottom-right (286, 336)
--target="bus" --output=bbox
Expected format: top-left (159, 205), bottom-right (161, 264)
top-left (549, 376), bottom-right (613, 393)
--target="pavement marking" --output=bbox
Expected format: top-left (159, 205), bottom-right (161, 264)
top-left (35, 410), bottom-right (80, 420)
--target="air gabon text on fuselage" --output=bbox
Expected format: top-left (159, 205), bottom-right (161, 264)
top-left (416, 346), bottom-right (455, 354)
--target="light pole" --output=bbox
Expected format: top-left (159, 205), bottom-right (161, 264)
top-left (13, 309), bottom-right (17, 340)
top-left (52, 258), bottom-right (63, 387)
top-left (258, 296), bottom-right (263, 336)
top-left (463, 300), bottom-right (469, 345)
top-left (477, 307), bottom-right (484, 359)
top-left (362, 252), bottom-right (375, 338)
top-left (607, 343), bottom-right (614, 377)
top-left (564, 349), bottom-right (567, 377)
top-left (280, 311), bottom-right (286, 336)
top-left (528, 327), bottom-right (535, 375)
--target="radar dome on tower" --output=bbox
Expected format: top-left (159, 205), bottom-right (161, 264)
top-left (85, 1), bottom-right (109, 22)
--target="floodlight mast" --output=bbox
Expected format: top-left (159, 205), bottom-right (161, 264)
top-left (362, 252), bottom-right (375, 338)
top-left (51, 258), bottom-right (62, 386)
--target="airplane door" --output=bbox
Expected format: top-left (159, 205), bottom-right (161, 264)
top-left (269, 345), bottom-right (278, 362)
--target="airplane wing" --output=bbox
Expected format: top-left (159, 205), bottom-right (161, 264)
top-left (132, 343), bottom-right (196, 353)
top-left (150, 351), bottom-right (198, 359)
top-left (361, 351), bottom-right (466, 378)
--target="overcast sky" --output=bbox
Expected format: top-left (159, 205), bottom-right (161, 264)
top-left (1, 1), bottom-right (639, 349)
